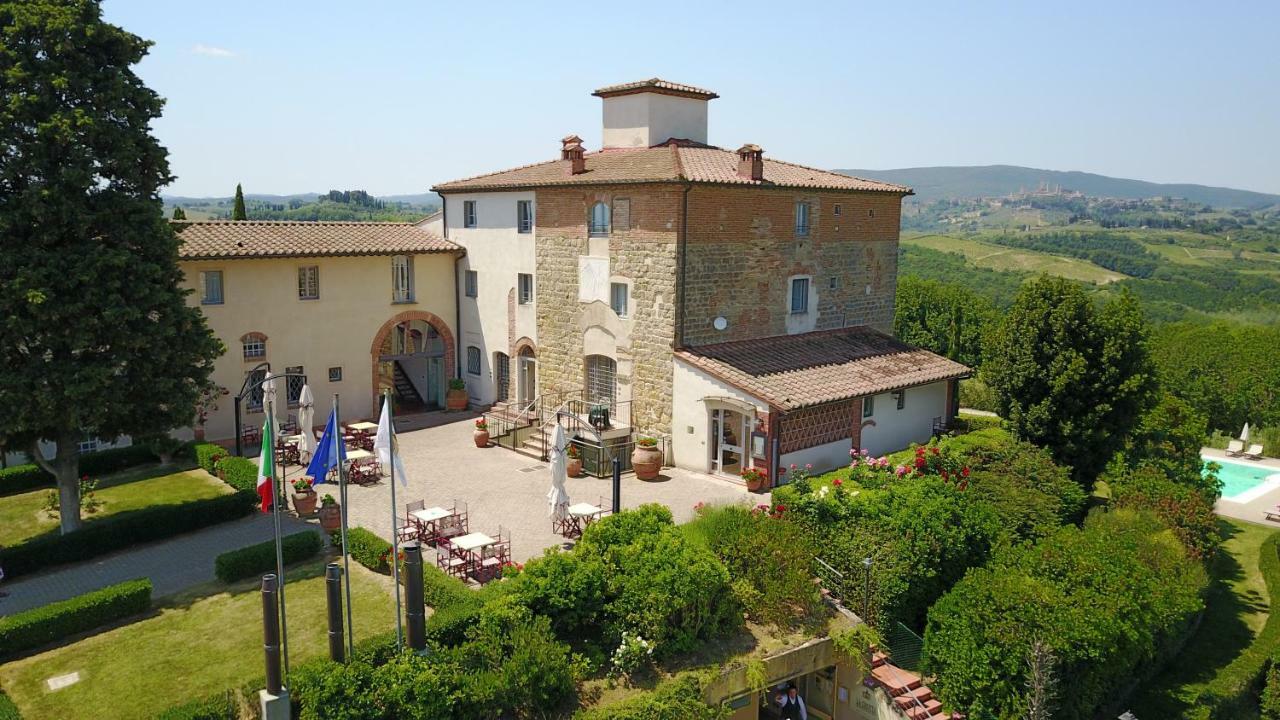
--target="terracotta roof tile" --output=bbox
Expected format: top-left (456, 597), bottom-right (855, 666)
top-left (592, 78), bottom-right (719, 100)
top-left (174, 221), bottom-right (462, 260)
top-left (434, 145), bottom-right (910, 195)
top-left (674, 327), bottom-right (970, 411)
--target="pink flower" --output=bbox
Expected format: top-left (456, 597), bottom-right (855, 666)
top-left (804, 463), bottom-right (812, 471)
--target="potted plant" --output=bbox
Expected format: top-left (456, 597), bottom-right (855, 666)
top-left (566, 443), bottom-right (582, 477)
top-left (446, 378), bottom-right (469, 411)
top-left (631, 436), bottom-right (663, 481)
top-left (317, 493), bottom-right (341, 532)
top-left (473, 418), bottom-right (490, 447)
top-left (292, 477), bottom-right (318, 515)
top-left (740, 466), bottom-right (768, 492)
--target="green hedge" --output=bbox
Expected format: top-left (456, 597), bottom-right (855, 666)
top-left (193, 442), bottom-right (228, 474)
top-left (152, 692), bottom-right (234, 720)
top-left (334, 527), bottom-right (393, 574)
top-left (214, 530), bottom-right (322, 583)
top-left (0, 578), bottom-right (151, 660)
top-left (0, 491), bottom-right (258, 579)
top-left (0, 688), bottom-right (20, 720)
top-left (214, 455), bottom-right (257, 493)
top-left (0, 463), bottom-right (50, 497)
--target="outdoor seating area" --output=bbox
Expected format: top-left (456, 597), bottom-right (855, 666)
top-left (1227, 424), bottom-right (1268, 460)
top-left (553, 496), bottom-right (608, 539)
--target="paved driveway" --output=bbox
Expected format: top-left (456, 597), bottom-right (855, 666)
top-left (291, 412), bottom-right (758, 563)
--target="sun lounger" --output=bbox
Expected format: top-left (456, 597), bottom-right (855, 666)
top-left (1246, 444), bottom-right (1265, 460)
top-left (1227, 439), bottom-right (1245, 456)
top-left (1264, 510), bottom-right (1280, 523)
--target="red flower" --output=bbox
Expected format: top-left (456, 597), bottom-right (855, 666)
top-left (915, 447), bottom-right (926, 456)
top-left (915, 457), bottom-right (927, 469)
top-left (833, 478), bottom-right (843, 487)
top-left (930, 447), bottom-right (940, 455)
top-left (774, 504), bottom-right (786, 512)
top-left (961, 467), bottom-right (970, 478)
top-left (941, 471), bottom-right (949, 480)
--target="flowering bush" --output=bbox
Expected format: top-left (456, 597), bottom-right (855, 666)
top-left (474, 418), bottom-right (488, 431)
top-left (292, 477), bottom-right (313, 494)
top-left (610, 632), bottom-right (655, 677)
top-left (740, 466), bottom-right (768, 486)
top-left (43, 475), bottom-right (101, 517)
top-left (905, 443), bottom-right (970, 488)
top-left (636, 436), bottom-right (657, 448)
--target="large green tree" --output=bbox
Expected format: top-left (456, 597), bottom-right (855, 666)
top-left (171, 206), bottom-right (186, 220)
top-left (893, 275), bottom-right (998, 368)
top-left (985, 276), bottom-right (1157, 486)
top-left (0, 0), bottom-right (222, 533)
top-left (232, 182), bottom-right (246, 220)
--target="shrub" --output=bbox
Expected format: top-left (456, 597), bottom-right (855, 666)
top-left (0, 463), bottom-right (50, 497)
top-left (336, 527), bottom-right (393, 574)
top-left (153, 692), bottom-right (235, 720)
top-left (958, 376), bottom-right (1000, 413)
top-left (575, 676), bottom-right (727, 719)
top-left (0, 689), bottom-right (18, 720)
top-left (78, 444), bottom-right (157, 475)
top-left (214, 455), bottom-right (257, 493)
top-left (1109, 466), bottom-right (1219, 559)
top-left (576, 502), bottom-right (673, 554)
top-left (954, 412), bottom-right (1002, 433)
top-left (0, 578), bottom-right (151, 659)
top-left (1263, 659), bottom-right (1280, 720)
top-left (0, 491), bottom-right (258, 578)
top-left (508, 548), bottom-right (608, 650)
top-left (193, 442), bottom-right (228, 473)
top-left (214, 530), bottom-right (322, 583)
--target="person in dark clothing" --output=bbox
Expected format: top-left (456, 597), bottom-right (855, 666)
top-left (775, 682), bottom-right (807, 720)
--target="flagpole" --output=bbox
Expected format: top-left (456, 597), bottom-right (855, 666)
top-left (334, 393), bottom-right (355, 657)
top-left (268, 395), bottom-right (291, 679)
top-left (385, 391), bottom-right (404, 651)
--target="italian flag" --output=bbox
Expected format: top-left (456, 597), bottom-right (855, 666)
top-left (257, 413), bottom-right (275, 512)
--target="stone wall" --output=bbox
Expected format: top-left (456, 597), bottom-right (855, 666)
top-left (681, 187), bottom-right (902, 346)
top-left (534, 184), bottom-right (681, 435)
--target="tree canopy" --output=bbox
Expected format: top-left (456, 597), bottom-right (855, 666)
top-left (231, 183), bottom-right (246, 220)
top-left (893, 275), bottom-right (998, 368)
top-left (984, 276), bottom-right (1158, 485)
top-left (0, 0), bottom-right (222, 532)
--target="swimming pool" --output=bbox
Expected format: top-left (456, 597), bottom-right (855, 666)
top-left (1208, 455), bottom-right (1280, 502)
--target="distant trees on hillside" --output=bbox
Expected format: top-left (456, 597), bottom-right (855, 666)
top-left (988, 231), bottom-right (1160, 278)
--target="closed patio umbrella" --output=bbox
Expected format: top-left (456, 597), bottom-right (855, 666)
top-left (297, 384), bottom-right (317, 462)
top-left (547, 424), bottom-right (570, 521)
top-left (263, 374), bottom-right (282, 439)
top-left (1241, 423), bottom-right (1251, 443)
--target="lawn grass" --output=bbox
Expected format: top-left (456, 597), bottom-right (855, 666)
top-left (0, 466), bottom-right (229, 549)
top-left (902, 233), bottom-right (1127, 284)
top-left (0, 558), bottom-right (398, 720)
top-left (1131, 518), bottom-right (1280, 719)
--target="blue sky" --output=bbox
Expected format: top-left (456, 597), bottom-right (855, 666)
top-left (103, 0), bottom-right (1280, 197)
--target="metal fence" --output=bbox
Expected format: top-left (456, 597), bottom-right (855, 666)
top-left (885, 622), bottom-right (924, 672)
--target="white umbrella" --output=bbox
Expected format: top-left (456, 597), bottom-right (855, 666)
top-left (297, 384), bottom-right (317, 462)
top-left (263, 374), bottom-right (282, 437)
top-left (1241, 423), bottom-right (1251, 443)
top-left (547, 424), bottom-right (570, 521)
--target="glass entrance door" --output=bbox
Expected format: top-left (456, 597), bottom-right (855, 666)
top-left (518, 357), bottom-right (536, 406)
top-left (710, 408), bottom-right (747, 476)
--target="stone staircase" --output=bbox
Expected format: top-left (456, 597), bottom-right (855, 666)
top-left (868, 650), bottom-right (957, 720)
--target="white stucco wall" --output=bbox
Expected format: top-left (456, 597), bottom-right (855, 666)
top-left (672, 357), bottom-right (767, 474)
top-left (602, 93), bottom-right (709, 148)
top-left (781, 439), bottom-right (853, 477)
top-left (445, 191), bottom-right (537, 406)
top-left (859, 381), bottom-right (949, 458)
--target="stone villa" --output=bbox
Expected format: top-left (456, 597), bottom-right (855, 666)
top-left (178, 79), bottom-right (969, 486)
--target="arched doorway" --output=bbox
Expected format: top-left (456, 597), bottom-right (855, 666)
top-left (514, 339), bottom-right (537, 407)
top-left (370, 312), bottom-right (455, 413)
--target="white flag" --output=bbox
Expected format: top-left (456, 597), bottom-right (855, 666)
top-left (374, 396), bottom-right (408, 486)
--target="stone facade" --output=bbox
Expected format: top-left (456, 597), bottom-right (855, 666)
top-left (681, 187), bottom-right (901, 346)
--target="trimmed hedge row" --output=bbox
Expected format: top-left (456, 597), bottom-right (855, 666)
top-left (193, 442), bottom-right (227, 474)
top-left (214, 455), bottom-right (258, 494)
top-left (0, 491), bottom-right (258, 579)
top-left (0, 578), bottom-right (152, 660)
top-left (153, 692), bottom-right (235, 720)
top-left (334, 527), bottom-right (393, 574)
top-left (214, 530), bottom-right (322, 583)
top-left (1, 444), bottom-right (162, 498)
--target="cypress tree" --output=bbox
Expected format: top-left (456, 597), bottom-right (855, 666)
top-left (171, 206), bottom-right (186, 220)
top-left (232, 183), bottom-right (246, 220)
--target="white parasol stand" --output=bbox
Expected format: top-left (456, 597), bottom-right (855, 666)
top-left (1241, 423), bottom-right (1251, 443)
top-left (547, 424), bottom-right (570, 521)
top-left (297, 384), bottom-right (317, 462)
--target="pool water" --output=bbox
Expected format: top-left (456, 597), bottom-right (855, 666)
top-left (1209, 456), bottom-right (1280, 500)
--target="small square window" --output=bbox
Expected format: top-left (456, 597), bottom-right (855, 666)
top-left (466, 346), bottom-right (482, 375)
top-left (78, 435), bottom-right (100, 453)
top-left (465, 270), bottom-right (478, 298)
top-left (790, 277), bottom-right (810, 314)
top-left (328, 366), bottom-right (343, 382)
top-left (199, 270), bottom-right (224, 305)
top-left (242, 338), bottom-right (266, 360)
top-left (297, 266), bottom-right (319, 300)
top-left (610, 282), bottom-right (629, 318)
top-left (463, 200), bottom-right (477, 228)
top-left (829, 277), bottom-right (839, 290)
top-left (834, 204), bottom-right (842, 216)
top-left (517, 200), bottom-right (533, 233)
top-left (863, 396), bottom-right (874, 418)
top-left (518, 273), bottom-right (533, 304)
top-left (285, 366), bottom-right (304, 406)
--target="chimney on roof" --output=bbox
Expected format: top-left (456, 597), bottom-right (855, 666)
top-left (736, 144), bottom-right (764, 181)
top-left (562, 140), bottom-right (586, 175)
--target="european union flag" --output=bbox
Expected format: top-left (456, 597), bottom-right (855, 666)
top-left (306, 408), bottom-right (347, 484)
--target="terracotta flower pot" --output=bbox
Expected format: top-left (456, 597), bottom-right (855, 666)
top-left (567, 457), bottom-right (583, 477)
top-left (745, 477), bottom-right (764, 492)
top-left (193, 426), bottom-right (206, 441)
top-left (293, 490), bottom-right (318, 516)
top-left (474, 429), bottom-right (490, 447)
top-left (446, 388), bottom-right (469, 411)
top-left (318, 504), bottom-right (341, 532)
top-left (632, 444), bottom-right (663, 481)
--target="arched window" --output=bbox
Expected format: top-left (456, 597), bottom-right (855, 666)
top-left (241, 332), bottom-right (267, 361)
top-left (585, 355), bottom-right (617, 408)
top-left (589, 202), bottom-right (610, 237)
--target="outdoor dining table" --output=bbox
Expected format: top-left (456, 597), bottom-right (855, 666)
top-left (347, 421), bottom-right (379, 432)
top-left (345, 448), bottom-right (374, 462)
top-left (410, 506), bottom-right (451, 542)
top-left (565, 502), bottom-right (604, 537)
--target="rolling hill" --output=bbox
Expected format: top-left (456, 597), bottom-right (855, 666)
top-left (836, 165), bottom-right (1280, 208)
